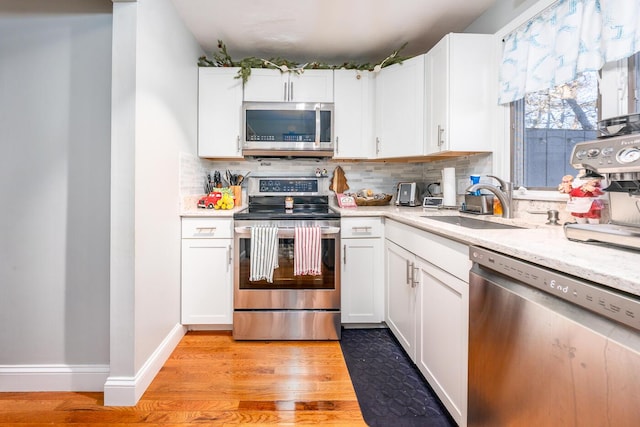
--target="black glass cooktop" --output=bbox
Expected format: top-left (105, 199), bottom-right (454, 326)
top-left (233, 205), bottom-right (340, 221)
top-left (233, 195), bottom-right (340, 220)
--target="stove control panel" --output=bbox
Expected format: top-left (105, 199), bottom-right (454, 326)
top-left (258, 179), bottom-right (318, 193)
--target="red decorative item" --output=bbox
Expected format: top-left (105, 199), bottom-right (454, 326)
top-left (198, 192), bottom-right (223, 209)
top-left (568, 177), bottom-right (604, 220)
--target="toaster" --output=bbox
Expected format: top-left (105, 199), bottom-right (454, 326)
top-left (396, 182), bottom-right (420, 206)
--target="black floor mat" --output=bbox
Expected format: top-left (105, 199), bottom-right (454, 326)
top-left (340, 328), bottom-right (456, 427)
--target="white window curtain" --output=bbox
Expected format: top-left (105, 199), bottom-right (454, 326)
top-left (498, 0), bottom-right (640, 104)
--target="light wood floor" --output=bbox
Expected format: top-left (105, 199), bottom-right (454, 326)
top-left (0, 331), bottom-right (366, 426)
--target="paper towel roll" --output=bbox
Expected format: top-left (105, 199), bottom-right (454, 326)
top-left (442, 167), bottom-right (456, 207)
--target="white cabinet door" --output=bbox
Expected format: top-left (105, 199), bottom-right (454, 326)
top-left (341, 237), bottom-right (383, 323)
top-left (416, 258), bottom-right (469, 426)
top-left (181, 218), bottom-right (233, 325)
top-left (242, 69), bottom-right (288, 102)
top-left (198, 67), bottom-right (243, 158)
top-left (426, 33), bottom-right (494, 154)
top-left (244, 69), bottom-right (334, 102)
top-left (333, 70), bottom-right (374, 159)
top-left (289, 70), bottom-right (334, 102)
top-left (374, 55), bottom-right (425, 158)
top-left (385, 239), bottom-right (418, 361)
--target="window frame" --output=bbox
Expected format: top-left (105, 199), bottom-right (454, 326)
top-left (493, 0), bottom-right (636, 200)
top-left (509, 72), bottom-right (601, 191)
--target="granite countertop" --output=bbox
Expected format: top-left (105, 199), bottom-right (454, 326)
top-left (179, 195), bottom-right (640, 297)
top-left (180, 195), bottom-right (247, 217)
top-left (335, 204), bottom-right (640, 297)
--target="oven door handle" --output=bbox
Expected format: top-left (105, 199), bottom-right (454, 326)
top-left (234, 226), bottom-right (340, 238)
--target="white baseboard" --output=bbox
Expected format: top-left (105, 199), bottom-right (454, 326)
top-left (0, 364), bottom-right (110, 392)
top-left (103, 323), bottom-right (186, 406)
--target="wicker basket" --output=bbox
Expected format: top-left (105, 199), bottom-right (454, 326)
top-left (353, 194), bottom-right (393, 206)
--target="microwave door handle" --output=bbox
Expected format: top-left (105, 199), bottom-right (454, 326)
top-left (315, 106), bottom-right (321, 145)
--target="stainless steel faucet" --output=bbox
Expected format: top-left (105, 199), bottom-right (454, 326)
top-left (465, 175), bottom-right (513, 218)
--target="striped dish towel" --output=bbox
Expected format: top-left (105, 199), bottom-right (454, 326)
top-left (249, 226), bottom-right (279, 283)
top-left (294, 226), bottom-right (322, 276)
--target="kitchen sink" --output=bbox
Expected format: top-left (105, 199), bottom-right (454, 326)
top-left (423, 215), bottom-right (525, 230)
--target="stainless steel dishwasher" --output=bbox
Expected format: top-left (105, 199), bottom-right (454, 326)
top-left (468, 246), bottom-right (640, 426)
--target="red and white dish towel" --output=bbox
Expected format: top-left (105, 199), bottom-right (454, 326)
top-left (294, 226), bottom-right (322, 276)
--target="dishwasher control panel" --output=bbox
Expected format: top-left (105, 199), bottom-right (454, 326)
top-left (470, 246), bottom-right (640, 332)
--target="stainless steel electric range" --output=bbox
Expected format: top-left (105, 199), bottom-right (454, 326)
top-left (232, 176), bottom-right (341, 340)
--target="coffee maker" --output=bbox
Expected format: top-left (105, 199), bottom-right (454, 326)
top-left (564, 114), bottom-right (640, 250)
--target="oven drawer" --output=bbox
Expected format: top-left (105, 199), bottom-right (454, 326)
top-left (182, 218), bottom-right (233, 239)
top-left (341, 217), bottom-right (383, 238)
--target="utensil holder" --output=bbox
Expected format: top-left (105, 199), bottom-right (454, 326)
top-left (230, 185), bottom-right (242, 206)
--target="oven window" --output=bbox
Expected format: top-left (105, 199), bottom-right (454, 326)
top-left (237, 237), bottom-right (336, 289)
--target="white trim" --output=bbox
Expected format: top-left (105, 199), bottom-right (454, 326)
top-left (0, 364), bottom-right (110, 392)
top-left (103, 323), bottom-right (186, 406)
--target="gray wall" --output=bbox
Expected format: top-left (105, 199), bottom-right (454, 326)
top-left (465, 0), bottom-right (541, 34)
top-left (0, 3), bottom-right (112, 365)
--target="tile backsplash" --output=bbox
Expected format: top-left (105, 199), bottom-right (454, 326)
top-left (180, 151), bottom-right (599, 222)
top-left (180, 152), bottom-right (493, 201)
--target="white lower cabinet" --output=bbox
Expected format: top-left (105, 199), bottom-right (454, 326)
top-left (385, 219), bottom-right (469, 426)
top-left (415, 257), bottom-right (468, 426)
top-left (341, 217), bottom-right (384, 324)
top-left (181, 218), bottom-right (233, 325)
top-left (385, 240), bottom-right (419, 360)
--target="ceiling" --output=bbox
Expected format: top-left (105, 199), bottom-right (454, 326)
top-left (171, 0), bottom-right (498, 65)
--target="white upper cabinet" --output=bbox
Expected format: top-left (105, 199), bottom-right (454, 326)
top-left (426, 33), bottom-right (495, 155)
top-left (243, 68), bottom-right (334, 102)
top-left (198, 67), bottom-right (243, 158)
top-left (333, 70), bottom-right (375, 159)
top-left (374, 55), bottom-right (426, 158)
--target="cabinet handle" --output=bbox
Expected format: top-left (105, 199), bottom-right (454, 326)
top-left (351, 226), bottom-right (372, 232)
top-left (290, 81), bottom-right (294, 101)
top-left (236, 135), bottom-right (240, 152)
top-left (376, 137), bottom-right (381, 155)
top-left (196, 227), bottom-right (216, 233)
top-left (228, 245), bottom-right (232, 270)
top-left (343, 244), bottom-right (347, 266)
top-left (284, 81), bottom-right (288, 101)
top-left (406, 260), bottom-right (412, 285)
top-left (335, 136), bottom-right (339, 154)
top-left (437, 125), bottom-right (445, 147)
top-left (412, 266), bottom-right (419, 288)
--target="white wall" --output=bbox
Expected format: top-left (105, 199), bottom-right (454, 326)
top-left (465, 0), bottom-right (541, 34)
top-left (0, 3), bottom-right (112, 390)
top-left (106, 0), bottom-right (203, 405)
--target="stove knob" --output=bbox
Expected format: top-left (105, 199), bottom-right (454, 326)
top-left (587, 148), bottom-right (600, 158)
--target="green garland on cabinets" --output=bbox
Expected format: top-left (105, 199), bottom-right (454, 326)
top-left (198, 40), bottom-right (409, 84)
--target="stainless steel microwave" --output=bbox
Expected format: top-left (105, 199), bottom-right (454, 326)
top-left (242, 102), bottom-right (334, 157)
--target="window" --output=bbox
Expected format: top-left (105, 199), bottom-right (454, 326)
top-left (511, 72), bottom-right (599, 189)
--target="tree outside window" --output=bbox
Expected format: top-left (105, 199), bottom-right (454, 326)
top-left (512, 72), bottom-right (599, 189)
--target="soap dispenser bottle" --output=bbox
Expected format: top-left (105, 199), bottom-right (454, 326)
top-left (493, 197), bottom-right (503, 216)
